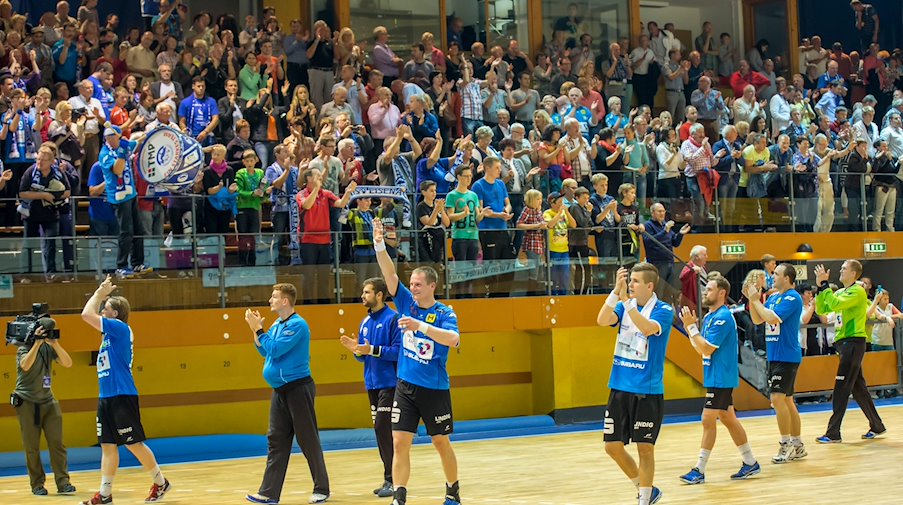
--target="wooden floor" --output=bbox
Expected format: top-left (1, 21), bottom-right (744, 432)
top-left (1, 405), bottom-right (901, 505)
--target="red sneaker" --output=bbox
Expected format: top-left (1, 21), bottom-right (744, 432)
top-left (81, 491), bottom-right (113, 504)
top-left (145, 479), bottom-right (171, 503)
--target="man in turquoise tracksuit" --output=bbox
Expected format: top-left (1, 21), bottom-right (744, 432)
top-left (245, 283), bottom-right (330, 505)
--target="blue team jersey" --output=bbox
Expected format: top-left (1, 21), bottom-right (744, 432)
top-left (99, 139), bottom-right (138, 204)
top-left (609, 299), bottom-right (674, 395)
top-left (471, 177), bottom-right (510, 230)
top-left (97, 318), bottom-right (139, 398)
top-left (392, 283), bottom-right (459, 390)
top-left (357, 306), bottom-right (401, 390)
top-left (701, 305), bottom-right (739, 389)
top-left (764, 290), bottom-right (804, 364)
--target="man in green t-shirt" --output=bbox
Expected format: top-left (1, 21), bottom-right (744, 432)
top-left (13, 326), bottom-right (76, 496)
top-left (445, 165), bottom-right (483, 262)
top-left (813, 259), bottom-right (886, 443)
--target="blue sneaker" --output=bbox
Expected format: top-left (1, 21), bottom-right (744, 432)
top-left (443, 499), bottom-right (461, 505)
top-left (246, 494), bottom-right (278, 505)
top-left (815, 435), bottom-right (842, 444)
top-left (115, 268), bottom-right (134, 279)
top-left (730, 461), bottom-right (761, 480)
top-left (862, 429), bottom-right (886, 440)
top-left (650, 486), bottom-right (663, 504)
top-left (679, 467), bottom-right (705, 484)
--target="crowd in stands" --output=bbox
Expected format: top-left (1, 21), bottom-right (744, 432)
top-left (0, 1), bottom-right (901, 288)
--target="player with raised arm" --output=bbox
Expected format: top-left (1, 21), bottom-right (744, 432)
top-left (373, 218), bottom-right (463, 505)
top-left (596, 263), bottom-right (675, 505)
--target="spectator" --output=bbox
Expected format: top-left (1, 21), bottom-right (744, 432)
top-left (321, 86), bottom-right (355, 121)
top-left (416, 180), bottom-right (450, 263)
top-left (643, 202), bottom-right (690, 288)
top-left (368, 86), bottom-right (401, 156)
top-left (1, 89), bottom-right (39, 166)
top-left (178, 76), bottom-right (219, 147)
top-left (729, 59), bottom-right (771, 99)
top-left (306, 20), bottom-right (335, 109)
top-left (51, 22), bottom-right (79, 89)
top-left (239, 51), bottom-right (267, 101)
top-left (371, 26), bottom-right (402, 86)
top-left (18, 145), bottom-right (69, 277)
top-left (680, 244), bottom-right (708, 312)
top-left (845, 138), bottom-right (870, 230)
top-left (86, 161), bottom-right (117, 237)
top-left (99, 123), bottom-right (149, 277)
top-left (867, 289), bottom-right (899, 354)
top-left (680, 123), bottom-right (715, 221)
top-left (226, 119), bottom-right (254, 171)
top-left (445, 164), bottom-right (481, 263)
top-left (173, 49), bottom-right (199, 92)
top-left (265, 144), bottom-right (300, 265)
top-left (544, 191), bottom-right (576, 295)
top-left (217, 79), bottom-right (247, 144)
top-left (202, 144), bottom-right (238, 234)
top-left (297, 167), bottom-right (356, 300)
top-left (870, 139), bottom-right (896, 231)
top-left (126, 31), bottom-right (157, 85)
top-left (235, 149), bottom-right (267, 266)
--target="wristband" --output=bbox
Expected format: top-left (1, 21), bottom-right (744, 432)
top-left (686, 324), bottom-right (699, 336)
top-left (255, 328), bottom-right (265, 336)
top-left (374, 240), bottom-right (386, 252)
top-left (605, 290), bottom-right (619, 308)
top-left (417, 321), bottom-right (429, 334)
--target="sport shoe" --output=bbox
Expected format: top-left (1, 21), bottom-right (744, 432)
top-left (373, 481), bottom-right (394, 497)
top-left (730, 461), bottom-right (761, 480)
top-left (245, 494), bottom-right (278, 505)
top-left (679, 467), bottom-right (705, 484)
top-left (772, 442), bottom-right (793, 464)
top-left (790, 443), bottom-right (808, 460)
top-left (650, 486), bottom-right (663, 504)
top-left (816, 435), bottom-right (842, 444)
top-left (133, 264), bottom-right (154, 275)
top-left (308, 493), bottom-right (329, 504)
top-left (115, 268), bottom-right (134, 279)
top-left (145, 479), bottom-right (171, 502)
top-left (862, 429), bottom-right (887, 439)
top-left (82, 492), bottom-right (113, 504)
top-left (443, 499), bottom-right (461, 505)
top-left (58, 483), bottom-right (77, 495)
top-left (32, 486), bottom-right (48, 496)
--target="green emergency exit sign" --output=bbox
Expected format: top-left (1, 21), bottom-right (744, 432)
top-left (864, 242), bottom-right (887, 256)
top-left (721, 242), bottom-right (746, 258)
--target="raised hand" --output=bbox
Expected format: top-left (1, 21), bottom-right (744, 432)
top-left (679, 306), bottom-right (698, 328)
top-left (373, 218), bottom-right (385, 243)
top-left (814, 264), bottom-right (830, 285)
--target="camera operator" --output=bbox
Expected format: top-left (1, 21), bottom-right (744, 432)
top-left (13, 323), bottom-right (76, 496)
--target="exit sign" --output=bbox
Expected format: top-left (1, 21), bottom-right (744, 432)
top-left (721, 241), bottom-right (747, 259)
top-left (864, 241), bottom-right (887, 256)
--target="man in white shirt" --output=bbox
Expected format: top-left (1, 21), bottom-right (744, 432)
top-left (68, 79), bottom-right (106, 169)
top-left (803, 35), bottom-right (829, 75)
top-left (769, 84), bottom-right (793, 139)
top-left (880, 111), bottom-right (903, 159)
top-left (150, 64), bottom-right (184, 119)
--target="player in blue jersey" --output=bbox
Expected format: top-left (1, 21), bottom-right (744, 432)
top-left (745, 263), bottom-right (807, 463)
top-left (679, 275), bottom-right (760, 485)
top-left (340, 277), bottom-right (402, 498)
top-left (373, 218), bottom-right (462, 505)
top-left (80, 275), bottom-right (170, 505)
top-left (596, 263), bottom-right (675, 505)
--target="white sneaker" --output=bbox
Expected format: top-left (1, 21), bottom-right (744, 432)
top-left (771, 441), bottom-right (793, 464)
top-left (790, 443), bottom-right (808, 460)
top-left (309, 493), bottom-right (329, 504)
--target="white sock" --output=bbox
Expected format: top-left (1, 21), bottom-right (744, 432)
top-left (696, 448), bottom-right (711, 473)
top-left (638, 487), bottom-right (652, 505)
top-left (738, 443), bottom-right (757, 466)
top-left (791, 436), bottom-right (802, 446)
top-left (780, 435), bottom-right (791, 444)
top-left (630, 476), bottom-right (640, 489)
top-left (150, 465), bottom-right (165, 486)
top-left (100, 475), bottom-right (113, 497)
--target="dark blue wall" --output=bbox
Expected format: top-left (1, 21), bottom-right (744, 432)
top-left (798, 0), bottom-right (901, 52)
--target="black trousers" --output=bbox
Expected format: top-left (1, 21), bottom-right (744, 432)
top-left (113, 198), bottom-right (145, 269)
top-left (236, 208), bottom-right (260, 266)
top-left (825, 338), bottom-right (885, 439)
top-left (479, 229), bottom-right (511, 261)
top-left (368, 387), bottom-right (395, 483)
top-left (259, 377), bottom-right (330, 500)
